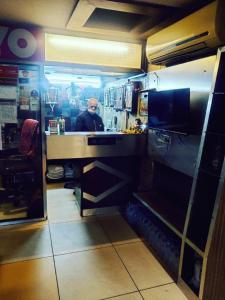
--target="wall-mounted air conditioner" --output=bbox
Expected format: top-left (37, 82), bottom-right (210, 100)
top-left (146, 0), bottom-right (225, 65)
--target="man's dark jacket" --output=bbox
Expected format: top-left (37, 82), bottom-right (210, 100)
top-left (74, 110), bottom-right (104, 131)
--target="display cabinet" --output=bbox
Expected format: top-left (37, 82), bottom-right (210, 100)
top-left (132, 47), bottom-right (225, 299)
top-left (180, 47), bottom-right (225, 299)
top-left (0, 63), bottom-right (46, 222)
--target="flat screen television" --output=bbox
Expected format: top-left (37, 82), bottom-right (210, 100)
top-left (148, 88), bottom-right (190, 134)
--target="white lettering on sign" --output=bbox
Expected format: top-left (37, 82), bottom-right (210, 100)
top-left (0, 27), bottom-right (38, 59)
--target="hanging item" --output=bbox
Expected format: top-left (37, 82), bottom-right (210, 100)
top-left (139, 91), bottom-right (148, 116)
top-left (124, 81), bottom-right (142, 114)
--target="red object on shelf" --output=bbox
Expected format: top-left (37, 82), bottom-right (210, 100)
top-left (0, 66), bottom-right (18, 78)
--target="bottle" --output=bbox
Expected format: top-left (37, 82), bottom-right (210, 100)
top-left (59, 115), bottom-right (65, 134)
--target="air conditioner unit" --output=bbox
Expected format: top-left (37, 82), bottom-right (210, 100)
top-left (146, 0), bottom-right (225, 65)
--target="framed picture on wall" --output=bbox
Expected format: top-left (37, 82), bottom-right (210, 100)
top-left (124, 81), bottom-right (141, 114)
top-left (109, 87), bottom-right (116, 107)
top-left (139, 91), bottom-right (148, 116)
top-left (104, 89), bottom-right (110, 107)
top-left (114, 85), bottom-right (125, 110)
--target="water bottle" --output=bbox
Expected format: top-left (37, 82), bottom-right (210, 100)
top-left (59, 115), bottom-right (65, 134)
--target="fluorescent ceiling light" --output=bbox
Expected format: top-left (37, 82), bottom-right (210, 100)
top-left (45, 73), bottom-right (101, 88)
top-left (48, 35), bottom-right (128, 53)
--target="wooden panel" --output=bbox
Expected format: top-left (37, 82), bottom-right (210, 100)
top-left (203, 180), bottom-right (225, 300)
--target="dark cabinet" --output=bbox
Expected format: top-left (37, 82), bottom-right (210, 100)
top-left (180, 48), bottom-right (225, 299)
top-left (132, 48), bottom-right (225, 300)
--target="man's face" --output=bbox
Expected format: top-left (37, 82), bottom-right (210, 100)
top-left (88, 99), bottom-right (98, 114)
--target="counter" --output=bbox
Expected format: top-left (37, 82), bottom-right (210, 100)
top-left (46, 131), bottom-right (146, 159)
top-left (45, 131), bottom-right (146, 216)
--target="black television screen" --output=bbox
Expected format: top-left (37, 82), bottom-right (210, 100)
top-left (148, 88), bottom-right (190, 134)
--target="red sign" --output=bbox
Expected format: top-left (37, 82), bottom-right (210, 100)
top-left (0, 26), bottom-right (44, 61)
top-left (0, 66), bottom-right (18, 78)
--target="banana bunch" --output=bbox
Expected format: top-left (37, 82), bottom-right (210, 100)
top-left (122, 128), bottom-right (143, 134)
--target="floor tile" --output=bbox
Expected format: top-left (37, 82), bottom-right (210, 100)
top-left (98, 214), bottom-right (140, 245)
top-left (55, 247), bottom-right (137, 300)
top-left (0, 257), bottom-right (59, 300)
top-left (115, 241), bottom-right (173, 290)
top-left (47, 188), bottom-right (81, 223)
top-left (0, 223), bottom-right (52, 264)
top-left (141, 283), bottom-right (188, 300)
top-left (50, 219), bottom-right (111, 255)
top-left (47, 187), bottom-right (74, 202)
top-left (108, 292), bottom-right (143, 299)
top-left (84, 206), bottom-right (120, 217)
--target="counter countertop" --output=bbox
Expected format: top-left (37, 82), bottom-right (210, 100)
top-left (45, 131), bottom-right (141, 136)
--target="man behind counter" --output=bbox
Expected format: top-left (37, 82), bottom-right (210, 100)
top-left (65, 98), bottom-right (104, 189)
top-left (74, 98), bottom-right (104, 131)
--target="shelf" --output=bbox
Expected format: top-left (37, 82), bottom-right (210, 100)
top-left (181, 243), bottom-right (203, 297)
top-left (139, 88), bottom-right (156, 93)
top-left (206, 131), bottom-right (225, 137)
top-left (0, 98), bottom-right (17, 101)
top-left (125, 200), bottom-right (182, 279)
top-left (46, 177), bottom-right (66, 184)
top-left (207, 93), bottom-right (225, 135)
top-left (212, 92), bottom-right (225, 95)
top-left (133, 191), bottom-right (187, 238)
top-left (199, 168), bottom-right (220, 178)
top-left (186, 170), bottom-right (219, 252)
top-left (185, 238), bottom-right (204, 258)
top-left (139, 89), bottom-right (150, 93)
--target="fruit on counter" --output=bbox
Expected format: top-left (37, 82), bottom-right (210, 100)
top-left (122, 128), bottom-right (144, 134)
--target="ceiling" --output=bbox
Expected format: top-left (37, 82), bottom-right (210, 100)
top-left (0, 0), bottom-right (213, 43)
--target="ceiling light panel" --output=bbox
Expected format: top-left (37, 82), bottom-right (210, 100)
top-left (45, 33), bottom-right (142, 69)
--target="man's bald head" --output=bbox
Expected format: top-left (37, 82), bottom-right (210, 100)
top-left (87, 98), bottom-right (98, 114)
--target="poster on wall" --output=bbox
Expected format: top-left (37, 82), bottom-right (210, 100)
top-left (0, 102), bottom-right (17, 123)
top-left (0, 65), bottom-right (18, 90)
top-left (125, 84), bottom-right (133, 111)
top-left (0, 85), bottom-right (17, 99)
top-left (109, 88), bottom-right (116, 107)
top-left (0, 26), bottom-right (44, 61)
top-left (0, 125), bottom-right (2, 150)
top-left (139, 92), bottom-right (148, 116)
top-left (114, 85), bottom-right (125, 110)
top-left (18, 65), bottom-right (40, 111)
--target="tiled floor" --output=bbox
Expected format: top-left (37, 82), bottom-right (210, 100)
top-left (0, 185), bottom-right (188, 300)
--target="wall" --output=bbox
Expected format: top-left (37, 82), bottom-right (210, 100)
top-left (103, 75), bottom-right (148, 130)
